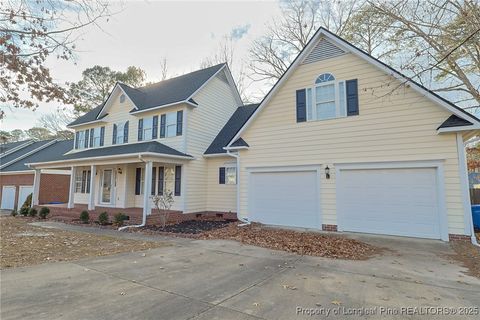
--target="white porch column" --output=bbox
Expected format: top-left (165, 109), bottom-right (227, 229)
top-left (31, 169), bottom-right (41, 207)
top-left (68, 166), bottom-right (76, 209)
top-left (88, 165), bottom-right (96, 210)
top-left (143, 161), bottom-right (153, 216)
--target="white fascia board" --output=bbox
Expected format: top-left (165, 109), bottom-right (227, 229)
top-left (437, 125), bottom-right (480, 133)
top-left (226, 28), bottom-right (479, 148)
top-left (203, 153), bottom-right (229, 158)
top-left (0, 140), bottom-right (34, 157)
top-left (129, 100), bottom-right (196, 116)
top-left (0, 170), bottom-right (34, 175)
top-left (223, 64), bottom-right (244, 106)
top-left (186, 64), bottom-right (228, 103)
top-left (223, 146), bottom-right (248, 151)
top-left (97, 83), bottom-right (139, 119)
top-left (26, 152), bottom-right (193, 168)
top-left (0, 139), bottom-right (57, 169)
top-left (67, 118), bottom-right (108, 129)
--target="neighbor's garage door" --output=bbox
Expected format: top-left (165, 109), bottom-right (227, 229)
top-left (1, 186), bottom-right (16, 210)
top-left (337, 167), bottom-right (441, 239)
top-left (249, 169), bottom-right (319, 228)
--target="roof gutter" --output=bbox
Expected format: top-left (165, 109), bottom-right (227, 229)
top-left (129, 100), bottom-right (197, 116)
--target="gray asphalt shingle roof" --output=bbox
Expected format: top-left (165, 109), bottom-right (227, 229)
top-left (54, 141), bottom-right (192, 162)
top-left (2, 140), bottom-right (74, 172)
top-left (0, 140), bottom-right (54, 167)
top-left (204, 104), bottom-right (259, 155)
top-left (0, 140), bottom-right (32, 155)
top-left (69, 64), bottom-right (225, 126)
top-left (437, 115), bottom-right (473, 129)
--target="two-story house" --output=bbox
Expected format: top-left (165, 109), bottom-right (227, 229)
top-left (27, 64), bottom-right (252, 223)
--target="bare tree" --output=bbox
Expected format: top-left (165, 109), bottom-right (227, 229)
top-left (39, 108), bottom-right (75, 139)
top-left (159, 57), bottom-right (168, 80)
top-left (152, 190), bottom-right (175, 228)
top-left (0, 0), bottom-right (113, 119)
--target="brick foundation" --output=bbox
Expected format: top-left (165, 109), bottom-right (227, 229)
top-left (322, 224), bottom-right (338, 232)
top-left (37, 204), bottom-right (237, 226)
top-left (448, 234), bottom-right (471, 242)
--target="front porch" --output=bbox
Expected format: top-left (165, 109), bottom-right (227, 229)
top-left (40, 203), bottom-right (237, 226)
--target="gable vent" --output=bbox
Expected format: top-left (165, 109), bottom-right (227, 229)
top-left (302, 37), bottom-right (347, 64)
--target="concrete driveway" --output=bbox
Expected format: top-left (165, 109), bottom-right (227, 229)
top-left (1, 225), bottom-right (479, 320)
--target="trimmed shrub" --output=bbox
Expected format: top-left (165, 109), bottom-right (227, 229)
top-left (98, 212), bottom-right (109, 225)
top-left (39, 207), bottom-right (50, 219)
top-left (11, 210), bottom-right (17, 217)
top-left (114, 213), bottom-right (128, 227)
top-left (22, 193), bottom-right (32, 209)
top-left (20, 206), bottom-right (29, 216)
top-left (79, 211), bottom-right (89, 224)
top-left (28, 208), bottom-right (38, 217)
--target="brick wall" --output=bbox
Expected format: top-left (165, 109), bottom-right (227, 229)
top-left (0, 173), bottom-right (69, 209)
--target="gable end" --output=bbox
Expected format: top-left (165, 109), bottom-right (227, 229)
top-left (302, 37), bottom-right (346, 64)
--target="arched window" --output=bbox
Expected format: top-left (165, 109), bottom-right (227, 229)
top-left (305, 72), bottom-right (346, 121)
top-left (315, 73), bottom-right (335, 84)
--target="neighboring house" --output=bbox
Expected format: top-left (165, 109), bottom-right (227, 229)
top-left (27, 64), bottom-right (245, 221)
top-left (223, 28), bottom-right (480, 242)
top-left (0, 140), bottom-right (73, 210)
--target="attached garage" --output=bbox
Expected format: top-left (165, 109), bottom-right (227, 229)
top-left (248, 167), bottom-right (321, 229)
top-left (336, 163), bottom-right (448, 240)
top-left (1, 186), bottom-right (16, 210)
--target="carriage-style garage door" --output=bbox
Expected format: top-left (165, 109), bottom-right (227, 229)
top-left (337, 167), bottom-right (442, 239)
top-left (249, 168), bottom-right (320, 229)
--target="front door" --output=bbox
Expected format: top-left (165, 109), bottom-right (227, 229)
top-left (101, 169), bottom-right (114, 204)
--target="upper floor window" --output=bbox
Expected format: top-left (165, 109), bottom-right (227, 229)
top-left (92, 127), bottom-right (102, 147)
top-left (77, 131), bottom-right (86, 149)
top-left (307, 73), bottom-right (346, 121)
top-left (75, 127), bottom-right (104, 150)
top-left (113, 121), bottom-right (129, 145)
top-left (160, 110), bottom-right (183, 138)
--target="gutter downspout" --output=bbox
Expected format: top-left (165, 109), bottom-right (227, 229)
top-left (226, 149), bottom-right (250, 226)
top-left (119, 154), bottom-right (147, 231)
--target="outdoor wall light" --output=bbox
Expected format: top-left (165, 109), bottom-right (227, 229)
top-left (117, 168), bottom-right (123, 174)
top-left (325, 166), bottom-right (330, 179)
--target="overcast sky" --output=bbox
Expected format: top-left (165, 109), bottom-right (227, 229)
top-left (2, 0), bottom-right (282, 131)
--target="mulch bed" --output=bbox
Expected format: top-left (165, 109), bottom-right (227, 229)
top-left (142, 220), bottom-right (231, 234)
top-left (449, 241), bottom-right (480, 279)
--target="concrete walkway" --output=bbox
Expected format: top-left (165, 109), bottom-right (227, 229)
top-left (1, 222), bottom-right (479, 320)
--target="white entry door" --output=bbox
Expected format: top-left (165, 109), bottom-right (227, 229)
top-left (18, 186), bottom-right (33, 208)
top-left (249, 169), bottom-right (320, 228)
top-left (100, 169), bottom-right (114, 205)
top-left (1, 186), bottom-right (16, 210)
top-left (337, 167), bottom-right (442, 239)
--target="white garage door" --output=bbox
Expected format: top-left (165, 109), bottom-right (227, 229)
top-left (249, 170), bottom-right (319, 228)
top-left (337, 167), bottom-right (442, 239)
top-left (18, 186), bottom-right (33, 209)
top-left (1, 186), bottom-right (16, 210)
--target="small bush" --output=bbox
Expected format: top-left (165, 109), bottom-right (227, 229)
top-left (20, 206), bottom-right (29, 216)
top-left (98, 212), bottom-right (109, 225)
top-left (79, 210), bottom-right (89, 224)
top-left (10, 210), bottom-right (17, 217)
top-left (22, 193), bottom-right (32, 208)
top-left (114, 213), bottom-right (128, 227)
top-left (28, 208), bottom-right (38, 217)
top-left (39, 207), bottom-right (50, 219)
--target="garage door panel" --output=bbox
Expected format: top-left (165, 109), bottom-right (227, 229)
top-left (250, 170), bottom-right (319, 229)
top-left (1, 186), bottom-right (16, 210)
top-left (338, 167), bottom-right (441, 239)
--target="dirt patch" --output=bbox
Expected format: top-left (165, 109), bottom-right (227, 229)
top-left (0, 216), bottom-right (166, 269)
top-left (198, 222), bottom-right (380, 260)
top-left (449, 241), bottom-right (480, 279)
top-left (142, 220), bottom-right (231, 234)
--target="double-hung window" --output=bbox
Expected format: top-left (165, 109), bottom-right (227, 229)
top-left (75, 170), bottom-right (91, 193)
top-left (165, 112), bottom-right (177, 137)
top-left (77, 131), bottom-right (86, 149)
top-left (93, 128), bottom-right (102, 147)
top-left (142, 117), bottom-right (153, 140)
top-left (116, 122), bottom-right (125, 144)
top-left (306, 73), bottom-right (347, 121)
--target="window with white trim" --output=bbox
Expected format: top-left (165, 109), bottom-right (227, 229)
top-left (93, 128), bottom-right (102, 147)
top-left (307, 73), bottom-right (346, 121)
top-left (142, 117), bottom-right (153, 140)
top-left (165, 112), bottom-right (177, 137)
top-left (77, 131), bottom-right (86, 149)
top-left (225, 167), bottom-right (237, 185)
top-left (75, 170), bottom-right (91, 193)
top-left (115, 122), bottom-right (125, 144)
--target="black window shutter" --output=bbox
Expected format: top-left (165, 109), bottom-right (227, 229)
top-left (151, 167), bottom-right (157, 195)
top-left (152, 116), bottom-right (158, 139)
top-left (135, 168), bottom-right (142, 195)
top-left (100, 127), bottom-right (105, 146)
top-left (174, 165), bottom-right (181, 196)
top-left (138, 119), bottom-right (143, 141)
top-left (112, 124), bottom-right (117, 145)
top-left (84, 130), bottom-right (89, 148)
top-left (86, 170), bottom-right (91, 193)
top-left (89, 129), bottom-right (94, 147)
top-left (219, 167), bottom-right (226, 184)
top-left (160, 114), bottom-right (166, 138)
top-left (81, 170), bottom-right (87, 193)
top-left (124, 121), bottom-right (129, 143)
top-left (346, 79), bottom-right (359, 116)
top-left (75, 132), bottom-right (79, 149)
top-left (296, 89), bottom-right (306, 122)
top-left (176, 110), bottom-right (183, 136)
top-left (158, 166), bottom-right (164, 196)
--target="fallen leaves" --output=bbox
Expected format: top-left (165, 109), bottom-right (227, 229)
top-left (448, 241), bottom-right (480, 279)
top-left (199, 223), bottom-right (380, 260)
